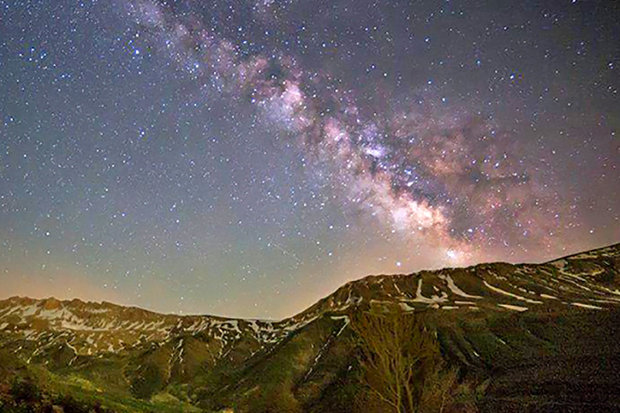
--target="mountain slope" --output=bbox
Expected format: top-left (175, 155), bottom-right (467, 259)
top-left (0, 243), bottom-right (619, 412)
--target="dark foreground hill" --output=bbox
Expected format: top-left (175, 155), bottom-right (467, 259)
top-left (1, 243), bottom-right (619, 412)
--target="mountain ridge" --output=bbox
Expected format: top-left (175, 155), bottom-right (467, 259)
top-left (1, 242), bottom-right (619, 412)
top-left (1, 242), bottom-right (618, 357)
top-left (5, 241), bottom-right (618, 322)
top-left (0, 242), bottom-right (620, 323)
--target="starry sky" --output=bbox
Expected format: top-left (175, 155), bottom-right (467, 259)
top-left (0, 0), bottom-right (618, 319)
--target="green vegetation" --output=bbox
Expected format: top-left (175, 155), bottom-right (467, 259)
top-left (0, 243), bottom-right (618, 411)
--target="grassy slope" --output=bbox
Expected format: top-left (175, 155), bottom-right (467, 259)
top-left (1, 308), bottom-right (619, 412)
top-left (1, 243), bottom-right (618, 411)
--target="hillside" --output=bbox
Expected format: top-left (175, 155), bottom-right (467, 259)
top-left (1, 243), bottom-right (619, 412)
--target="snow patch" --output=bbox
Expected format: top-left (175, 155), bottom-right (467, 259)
top-left (483, 281), bottom-right (543, 304)
top-left (439, 274), bottom-right (482, 299)
top-left (330, 315), bottom-right (350, 336)
top-left (399, 302), bottom-right (416, 311)
top-left (408, 278), bottom-right (448, 305)
top-left (497, 304), bottom-right (529, 312)
top-left (570, 302), bottom-right (602, 310)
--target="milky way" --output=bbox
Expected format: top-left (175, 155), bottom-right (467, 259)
top-left (127, 0), bottom-right (559, 259)
top-left (0, 0), bottom-right (618, 318)
top-left (126, 0), bottom-right (616, 259)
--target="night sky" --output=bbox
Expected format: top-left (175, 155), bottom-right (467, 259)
top-left (1, 0), bottom-right (618, 319)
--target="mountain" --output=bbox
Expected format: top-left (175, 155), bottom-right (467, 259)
top-left (1, 243), bottom-right (619, 412)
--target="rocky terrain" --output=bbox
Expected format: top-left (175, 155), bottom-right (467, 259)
top-left (1, 243), bottom-right (619, 412)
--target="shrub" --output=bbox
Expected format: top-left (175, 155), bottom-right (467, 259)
top-left (10, 376), bottom-right (40, 403)
top-left (130, 363), bottom-right (165, 399)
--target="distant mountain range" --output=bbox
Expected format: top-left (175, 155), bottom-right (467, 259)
top-left (1, 243), bottom-right (619, 412)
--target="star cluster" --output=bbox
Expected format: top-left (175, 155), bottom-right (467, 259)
top-left (0, 0), bottom-right (618, 318)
